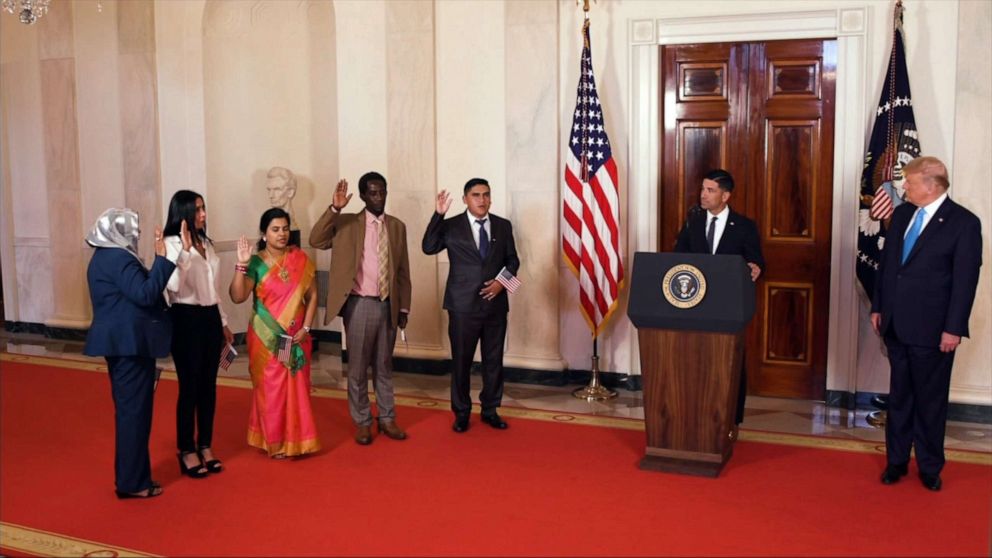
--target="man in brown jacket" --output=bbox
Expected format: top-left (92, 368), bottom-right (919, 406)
top-left (310, 172), bottom-right (412, 445)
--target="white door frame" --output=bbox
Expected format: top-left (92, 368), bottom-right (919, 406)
top-left (625, 7), bottom-right (872, 396)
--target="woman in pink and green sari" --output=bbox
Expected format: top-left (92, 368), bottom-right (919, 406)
top-left (230, 208), bottom-right (320, 458)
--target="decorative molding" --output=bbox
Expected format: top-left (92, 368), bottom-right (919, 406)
top-left (628, 6), bottom-right (869, 396)
top-left (12, 236), bottom-right (50, 248)
top-left (655, 9), bottom-right (845, 45)
top-left (838, 8), bottom-right (867, 36)
top-left (630, 19), bottom-right (655, 45)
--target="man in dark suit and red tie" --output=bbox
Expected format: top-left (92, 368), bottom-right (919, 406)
top-left (422, 178), bottom-right (520, 433)
top-left (871, 156), bottom-right (982, 491)
top-left (675, 169), bottom-right (765, 428)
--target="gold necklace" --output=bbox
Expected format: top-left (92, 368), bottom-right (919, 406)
top-left (265, 249), bottom-right (290, 282)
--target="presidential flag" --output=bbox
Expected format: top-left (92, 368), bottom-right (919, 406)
top-left (562, 19), bottom-right (623, 338)
top-left (857, 2), bottom-right (921, 301)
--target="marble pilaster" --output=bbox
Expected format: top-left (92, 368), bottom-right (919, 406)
top-left (385, 0), bottom-right (444, 356)
top-left (39, 2), bottom-right (88, 327)
top-left (504, 0), bottom-right (565, 370)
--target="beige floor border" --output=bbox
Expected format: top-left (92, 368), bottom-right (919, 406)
top-left (0, 522), bottom-right (157, 557)
top-left (2, 352), bottom-right (989, 466)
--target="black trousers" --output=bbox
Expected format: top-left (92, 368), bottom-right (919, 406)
top-left (170, 303), bottom-right (224, 453)
top-left (883, 331), bottom-right (955, 475)
top-left (448, 310), bottom-right (507, 417)
top-left (106, 355), bottom-right (156, 493)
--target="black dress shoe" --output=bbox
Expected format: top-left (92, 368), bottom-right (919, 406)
top-left (481, 413), bottom-right (508, 429)
top-left (452, 416), bottom-right (470, 433)
top-left (880, 464), bottom-right (908, 484)
top-left (919, 473), bottom-right (942, 491)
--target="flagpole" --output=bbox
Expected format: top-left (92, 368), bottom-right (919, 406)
top-left (867, 0), bottom-right (906, 430)
top-left (571, 0), bottom-right (616, 402)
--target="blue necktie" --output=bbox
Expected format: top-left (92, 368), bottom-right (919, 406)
top-left (477, 219), bottom-right (489, 259)
top-left (901, 208), bottom-right (926, 264)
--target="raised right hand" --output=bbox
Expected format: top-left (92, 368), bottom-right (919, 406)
top-left (154, 227), bottom-right (166, 257)
top-left (332, 179), bottom-right (353, 211)
top-left (179, 220), bottom-right (192, 252)
top-left (236, 235), bottom-right (253, 263)
top-left (436, 190), bottom-right (452, 214)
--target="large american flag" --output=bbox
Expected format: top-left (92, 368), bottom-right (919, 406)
top-left (562, 20), bottom-right (623, 338)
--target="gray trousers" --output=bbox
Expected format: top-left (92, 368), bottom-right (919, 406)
top-left (342, 295), bottom-right (397, 426)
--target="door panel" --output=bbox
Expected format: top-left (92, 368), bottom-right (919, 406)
top-left (660, 39), bottom-right (835, 400)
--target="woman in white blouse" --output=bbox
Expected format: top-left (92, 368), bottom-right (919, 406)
top-left (164, 190), bottom-right (234, 478)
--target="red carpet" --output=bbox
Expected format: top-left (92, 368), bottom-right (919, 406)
top-left (2, 359), bottom-right (990, 556)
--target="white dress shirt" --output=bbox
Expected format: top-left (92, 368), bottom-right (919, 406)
top-left (706, 205), bottom-right (730, 254)
top-left (905, 192), bottom-right (947, 238)
top-left (467, 211), bottom-right (492, 251)
top-left (164, 236), bottom-right (229, 327)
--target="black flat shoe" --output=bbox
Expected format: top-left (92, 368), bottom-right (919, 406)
top-left (115, 482), bottom-right (163, 499)
top-left (198, 449), bottom-right (223, 474)
top-left (481, 413), bottom-right (508, 429)
top-left (880, 463), bottom-right (908, 484)
top-left (919, 473), bottom-right (942, 491)
top-left (178, 452), bottom-right (208, 478)
top-left (452, 415), bottom-right (470, 433)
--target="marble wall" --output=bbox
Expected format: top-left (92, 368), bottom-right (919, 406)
top-left (0, 0), bottom-right (988, 404)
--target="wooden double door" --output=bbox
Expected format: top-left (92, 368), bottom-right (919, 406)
top-left (659, 39), bottom-right (836, 400)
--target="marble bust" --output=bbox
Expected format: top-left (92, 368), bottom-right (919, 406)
top-left (266, 166), bottom-right (301, 246)
top-left (266, 166), bottom-right (298, 223)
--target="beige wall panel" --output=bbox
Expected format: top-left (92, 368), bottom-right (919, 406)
top-left (304, 1), bottom-right (338, 234)
top-left (202, 0), bottom-right (330, 240)
top-left (118, 50), bottom-right (161, 262)
top-left (14, 246), bottom-right (53, 323)
top-left (37, 0), bottom-right (74, 60)
top-left (118, 0), bottom-right (156, 55)
top-left (39, 57), bottom-right (87, 325)
top-left (385, 0), bottom-right (442, 354)
top-left (155, 0), bottom-right (208, 205)
top-left (949, 0), bottom-right (992, 405)
top-left (1, 18), bottom-right (49, 239)
top-left (504, 0), bottom-right (563, 369)
top-left (74, 0), bottom-right (126, 230)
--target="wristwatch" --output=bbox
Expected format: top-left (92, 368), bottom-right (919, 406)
top-left (303, 326), bottom-right (311, 333)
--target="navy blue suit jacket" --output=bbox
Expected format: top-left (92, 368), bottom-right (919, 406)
top-left (675, 207), bottom-right (766, 272)
top-left (871, 197), bottom-right (982, 346)
top-left (422, 211), bottom-right (520, 314)
top-left (84, 248), bottom-right (176, 358)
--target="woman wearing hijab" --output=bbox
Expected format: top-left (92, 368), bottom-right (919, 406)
top-left (84, 208), bottom-right (190, 498)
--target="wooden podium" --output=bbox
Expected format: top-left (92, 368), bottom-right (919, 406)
top-left (627, 252), bottom-right (755, 477)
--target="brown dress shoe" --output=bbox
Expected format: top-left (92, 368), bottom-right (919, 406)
top-left (355, 425), bottom-right (373, 445)
top-left (378, 420), bottom-right (407, 440)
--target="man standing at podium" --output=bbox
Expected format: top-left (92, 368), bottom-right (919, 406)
top-left (871, 156), bottom-right (982, 491)
top-left (675, 169), bottom-right (765, 426)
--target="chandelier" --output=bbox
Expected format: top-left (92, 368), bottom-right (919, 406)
top-left (2, 0), bottom-right (50, 25)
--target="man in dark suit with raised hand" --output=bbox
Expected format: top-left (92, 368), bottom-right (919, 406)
top-left (675, 168), bottom-right (765, 427)
top-left (422, 178), bottom-right (520, 433)
top-left (871, 156), bottom-right (982, 491)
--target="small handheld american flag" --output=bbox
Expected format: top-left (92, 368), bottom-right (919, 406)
top-left (219, 343), bottom-right (238, 370)
top-left (277, 335), bottom-right (293, 365)
top-left (495, 266), bottom-right (521, 294)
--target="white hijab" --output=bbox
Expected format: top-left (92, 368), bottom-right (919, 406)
top-left (85, 208), bottom-right (141, 260)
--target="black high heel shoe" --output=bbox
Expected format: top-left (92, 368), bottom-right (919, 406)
top-left (198, 448), bottom-right (223, 474)
top-left (178, 452), bottom-right (208, 478)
